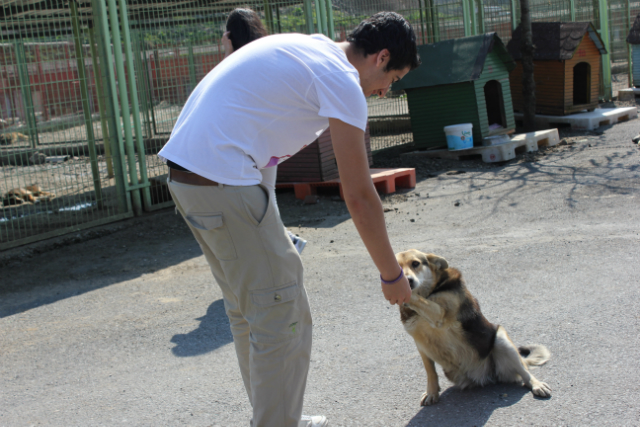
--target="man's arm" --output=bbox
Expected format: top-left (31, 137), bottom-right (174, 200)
top-left (329, 118), bottom-right (411, 305)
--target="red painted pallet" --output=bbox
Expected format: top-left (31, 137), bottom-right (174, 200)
top-left (276, 168), bottom-right (416, 200)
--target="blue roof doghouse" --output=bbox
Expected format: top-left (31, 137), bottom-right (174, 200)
top-left (392, 33), bottom-right (516, 149)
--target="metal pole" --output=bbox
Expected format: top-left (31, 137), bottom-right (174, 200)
top-left (13, 41), bottom-right (39, 149)
top-left (326, 0), bottom-right (334, 40)
top-left (418, 0), bottom-right (426, 44)
top-left (106, 0), bottom-right (143, 215)
top-left (132, 31), bottom-right (153, 141)
top-left (263, 0), bottom-right (275, 34)
top-left (92, 0), bottom-right (128, 214)
top-left (187, 45), bottom-right (197, 91)
top-left (303, 0), bottom-right (315, 34)
top-left (88, 25), bottom-right (114, 178)
top-left (117, 0), bottom-right (153, 211)
top-left (462, 0), bottom-right (472, 36)
top-left (628, 0), bottom-right (633, 88)
top-left (570, 0), bottom-right (576, 21)
top-left (70, 0), bottom-right (103, 209)
top-left (511, 0), bottom-right (518, 31)
top-left (598, 0), bottom-right (612, 99)
top-left (314, 0), bottom-right (323, 33)
top-left (478, 0), bottom-right (485, 34)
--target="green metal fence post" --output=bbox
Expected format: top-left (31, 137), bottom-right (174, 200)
top-left (511, 0), bottom-right (518, 31)
top-left (303, 0), bottom-right (315, 34)
top-left (132, 32), bottom-right (153, 140)
top-left (462, 0), bottom-right (472, 36)
top-left (598, 0), bottom-right (612, 99)
top-left (477, 0), bottom-right (485, 34)
top-left (13, 41), bottom-right (39, 149)
top-left (70, 0), bottom-right (103, 209)
top-left (418, 0), bottom-right (427, 44)
top-left (105, 0), bottom-right (143, 215)
top-left (318, 0), bottom-right (328, 36)
top-left (628, 0), bottom-right (633, 88)
top-left (91, 0), bottom-right (128, 214)
top-left (264, 0), bottom-right (275, 34)
top-left (326, 0), bottom-right (334, 40)
top-left (570, 0), bottom-right (576, 21)
top-left (187, 45), bottom-right (197, 90)
top-left (88, 24), bottom-right (114, 178)
top-left (117, 0), bottom-right (153, 211)
top-left (314, 0), bottom-right (323, 33)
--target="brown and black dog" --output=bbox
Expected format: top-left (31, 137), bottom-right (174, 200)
top-left (397, 249), bottom-right (551, 406)
top-left (2, 184), bottom-right (55, 206)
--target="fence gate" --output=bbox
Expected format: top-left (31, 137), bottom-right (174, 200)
top-left (0, 0), bottom-right (132, 250)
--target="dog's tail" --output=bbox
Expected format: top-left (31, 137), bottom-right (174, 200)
top-left (518, 344), bottom-right (551, 367)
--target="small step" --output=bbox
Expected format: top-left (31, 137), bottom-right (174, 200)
top-left (514, 107), bottom-right (637, 131)
top-left (401, 129), bottom-right (560, 163)
top-left (276, 168), bottom-right (416, 200)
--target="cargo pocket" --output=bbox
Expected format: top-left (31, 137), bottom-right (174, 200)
top-left (249, 282), bottom-right (301, 343)
top-left (185, 213), bottom-right (237, 261)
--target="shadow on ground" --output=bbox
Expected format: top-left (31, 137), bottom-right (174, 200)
top-left (406, 383), bottom-right (539, 426)
top-left (0, 209), bottom-right (199, 317)
top-left (170, 299), bottom-right (233, 356)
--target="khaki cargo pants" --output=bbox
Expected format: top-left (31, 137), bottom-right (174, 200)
top-left (168, 179), bottom-right (312, 427)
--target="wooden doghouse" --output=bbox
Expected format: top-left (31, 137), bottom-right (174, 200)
top-left (276, 124), bottom-right (372, 183)
top-left (507, 22), bottom-right (607, 115)
top-left (627, 14), bottom-right (640, 88)
top-left (392, 33), bottom-right (516, 150)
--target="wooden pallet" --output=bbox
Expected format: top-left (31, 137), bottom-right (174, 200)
top-left (276, 168), bottom-right (416, 200)
top-left (401, 129), bottom-right (560, 163)
top-left (514, 107), bottom-right (637, 131)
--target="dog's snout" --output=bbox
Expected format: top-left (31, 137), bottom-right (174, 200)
top-left (408, 276), bottom-right (415, 289)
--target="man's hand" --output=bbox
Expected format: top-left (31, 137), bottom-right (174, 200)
top-left (381, 274), bottom-right (412, 305)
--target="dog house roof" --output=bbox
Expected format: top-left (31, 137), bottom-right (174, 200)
top-left (627, 14), bottom-right (640, 44)
top-left (507, 22), bottom-right (607, 60)
top-left (392, 32), bottom-right (515, 91)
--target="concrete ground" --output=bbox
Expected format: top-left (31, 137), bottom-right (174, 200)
top-left (1, 116), bottom-right (639, 427)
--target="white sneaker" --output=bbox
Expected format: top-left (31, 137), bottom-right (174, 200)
top-left (287, 230), bottom-right (307, 254)
top-left (299, 415), bottom-right (328, 427)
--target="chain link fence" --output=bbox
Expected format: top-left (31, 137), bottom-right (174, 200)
top-left (1, 0), bottom-right (637, 249)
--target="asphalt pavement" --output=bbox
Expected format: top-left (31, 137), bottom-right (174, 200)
top-left (1, 117), bottom-right (639, 426)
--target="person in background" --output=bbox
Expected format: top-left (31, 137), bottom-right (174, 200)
top-left (221, 8), bottom-right (307, 253)
top-left (159, 11), bottom-right (419, 427)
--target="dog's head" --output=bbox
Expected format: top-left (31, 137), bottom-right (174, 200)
top-left (396, 249), bottom-right (448, 295)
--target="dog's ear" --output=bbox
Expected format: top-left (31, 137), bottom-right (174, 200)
top-left (426, 254), bottom-right (448, 271)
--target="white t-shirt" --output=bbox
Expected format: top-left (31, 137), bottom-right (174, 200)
top-left (158, 33), bottom-right (368, 186)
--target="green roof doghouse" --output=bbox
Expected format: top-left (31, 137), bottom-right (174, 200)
top-left (392, 33), bottom-right (516, 150)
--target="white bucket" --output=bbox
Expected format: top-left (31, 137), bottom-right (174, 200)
top-left (444, 123), bottom-right (473, 151)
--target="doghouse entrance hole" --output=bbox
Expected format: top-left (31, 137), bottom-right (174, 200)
top-left (458, 154), bottom-right (483, 161)
top-left (515, 145), bottom-right (527, 156)
top-left (484, 80), bottom-right (506, 129)
top-left (537, 138), bottom-right (549, 148)
top-left (573, 62), bottom-right (591, 105)
top-left (618, 114), bottom-right (629, 122)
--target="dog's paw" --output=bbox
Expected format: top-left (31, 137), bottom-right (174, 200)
top-left (420, 391), bottom-right (439, 406)
top-left (531, 381), bottom-right (552, 398)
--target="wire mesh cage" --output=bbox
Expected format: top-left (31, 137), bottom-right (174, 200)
top-left (0, 0), bottom-right (637, 249)
top-left (0, 0), bottom-right (131, 250)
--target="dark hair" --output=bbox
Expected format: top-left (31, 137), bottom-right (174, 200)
top-left (347, 12), bottom-right (421, 71)
top-left (226, 8), bottom-right (268, 51)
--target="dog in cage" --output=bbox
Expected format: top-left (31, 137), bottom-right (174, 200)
top-left (2, 184), bottom-right (55, 207)
top-left (0, 132), bottom-right (28, 145)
